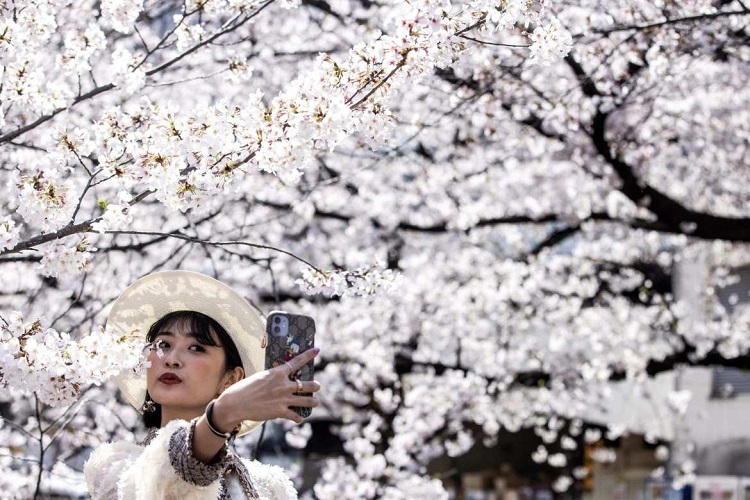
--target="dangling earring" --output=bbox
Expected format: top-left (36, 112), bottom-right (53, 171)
top-left (141, 395), bottom-right (156, 413)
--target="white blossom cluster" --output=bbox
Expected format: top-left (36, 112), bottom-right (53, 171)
top-left (552, 475), bottom-right (573, 492)
top-left (484, 0), bottom-right (535, 30)
top-left (1, 0), bottom-right (572, 232)
top-left (13, 167), bottom-right (76, 232)
top-left (38, 237), bottom-right (96, 278)
top-left (242, 0), bottom-right (571, 181)
top-left (0, 0), bottom-right (73, 116)
top-left (110, 47), bottom-right (148, 95)
top-left (0, 0), bottom-right (573, 290)
top-left (296, 264), bottom-right (401, 297)
top-left (174, 18), bottom-right (207, 53)
top-left (284, 422), bottom-right (313, 449)
top-left (0, 0), bottom-right (748, 496)
top-left (54, 126), bottom-right (96, 160)
top-left (314, 456), bottom-right (449, 500)
top-left (90, 191), bottom-right (133, 234)
top-left (0, 219), bottom-right (20, 251)
top-left (101, 0), bottom-right (144, 34)
top-left (57, 24), bottom-right (107, 75)
top-left (527, 20), bottom-right (573, 65)
top-left (301, 227), bottom-right (722, 494)
top-left (0, 312), bottom-right (147, 406)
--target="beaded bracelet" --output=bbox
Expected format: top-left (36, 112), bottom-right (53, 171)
top-left (205, 399), bottom-right (238, 440)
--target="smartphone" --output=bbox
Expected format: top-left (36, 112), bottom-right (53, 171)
top-left (264, 311), bottom-right (316, 418)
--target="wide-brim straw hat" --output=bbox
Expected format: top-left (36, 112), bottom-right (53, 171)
top-left (108, 270), bottom-right (266, 436)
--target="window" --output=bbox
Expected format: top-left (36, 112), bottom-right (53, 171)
top-left (711, 367), bottom-right (750, 398)
top-left (716, 265), bottom-right (750, 314)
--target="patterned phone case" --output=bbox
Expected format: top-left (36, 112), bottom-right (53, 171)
top-left (264, 311), bottom-right (316, 418)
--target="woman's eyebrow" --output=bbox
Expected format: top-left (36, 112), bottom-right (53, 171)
top-left (185, 332), bottom-right (222, 346)
top-left (155, 330), bottom-right (221, 346)
top-left (156, 331), bottom-right (197, 338)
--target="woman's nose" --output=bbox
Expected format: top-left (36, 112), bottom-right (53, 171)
top-left (162, 350), bottom-right (182, 368)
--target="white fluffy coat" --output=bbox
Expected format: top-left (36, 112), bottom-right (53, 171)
top-left (84, 420), bottom-right (298, 500)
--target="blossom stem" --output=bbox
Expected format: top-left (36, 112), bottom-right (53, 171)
top-left (348, 56), bottom-right (408, 110)
top-left (457, 34), bottom-right (530, 48)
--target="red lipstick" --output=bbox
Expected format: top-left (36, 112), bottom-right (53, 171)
top-left (158, 373), bottom-right (182, 384)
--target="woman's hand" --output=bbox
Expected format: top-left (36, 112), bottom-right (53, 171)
top-left (213, 347), bottom-right (321, 428)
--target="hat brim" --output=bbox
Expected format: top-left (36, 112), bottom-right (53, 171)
top-left (108, 270), bottom-right (266, 436)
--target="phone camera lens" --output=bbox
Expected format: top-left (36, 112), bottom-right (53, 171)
top-left (274, 317), bottom-right (281, 323)
top-left (274, 326), bottom-right (280, 333)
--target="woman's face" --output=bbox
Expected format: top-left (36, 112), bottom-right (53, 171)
top-left (146, 318), bottom-right (234, 419)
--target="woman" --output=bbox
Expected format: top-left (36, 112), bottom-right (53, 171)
top-left (84, 270), bottom-right (320, 499)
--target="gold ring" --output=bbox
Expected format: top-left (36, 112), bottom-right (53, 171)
top-left (295, 379), bottom-right (303, 394)
top-left (284, 361), bottom-right (294, 378)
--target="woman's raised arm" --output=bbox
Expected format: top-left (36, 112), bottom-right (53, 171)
top-left (191, 347), bottom-right (321, 463)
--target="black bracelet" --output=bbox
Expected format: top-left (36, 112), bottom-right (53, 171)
top-left (205, 399), bottom-right (235, 440)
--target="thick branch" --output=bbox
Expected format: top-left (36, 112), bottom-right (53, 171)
top-left (1, 190), bottom-right (153, 256)
top-left (591, 110), bottom-right (750, 241)
top-left (564, 54), bottom-right (603, 98)
top-left (253, 198), bottom-right (687, 239)
top-left (529, 223), bottom-right (582, 256)
top-left (393, 341), bottom-right (750, 388)
top-left (0, 84), bottom-right (115, 144)
top-left (645, 345), bottom-right (750, 377)
top-left (440, 53), bottom-right (750, 243)
top-left (1, 220), bottom-right (95, 256)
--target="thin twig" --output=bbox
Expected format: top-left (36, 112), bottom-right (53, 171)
top-left (133, 24), bottom-right (151, 53)
top-left (33, 395), bottom-right (44, 500)
top-left (457, 34), bottom-right (529, 48)
top-left (0, 453), bottom-right (43, 465)
top-left (455, 16), bottom-right (487, 36)
top-left (43, 397), bottom-right (90, 453)
top-left (0, 415), bottom-right (38, 440)
top-left (106, 229), bottom-right (324, 272)
top-left (145, 2), bottom-right (273, 78)
top-left (348, 58), bottom-right (407, 109)
top-left (586, 9), bottom-right (749, 35)
top-left (69, 172), bottom-right (97, 223)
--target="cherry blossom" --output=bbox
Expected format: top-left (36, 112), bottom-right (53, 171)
top-left (0, 312), bottom-right (147, 406)
top-left (0, 0), bottom-right (748, 496)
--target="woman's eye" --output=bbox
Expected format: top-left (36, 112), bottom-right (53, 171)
top-left (154, 340), bottom-right (170, 349)
top-left (189, 344), bottom-right (206, 352)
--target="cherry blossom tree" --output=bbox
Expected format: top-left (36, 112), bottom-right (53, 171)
top-left (1, 0), bottom-right (749, 497)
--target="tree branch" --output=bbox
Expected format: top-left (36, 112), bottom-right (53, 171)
top-left (0, 190), bottom-right (153, 256)
top-left (529, 223), bottom-right (582, 256)
top-left (590, 110), bottom-right (750, 241)
top-left (0, 2), bottom-right (274, 145)
top-left (588, 8), bottom-right (750, 35)
top-left (564, 53), bottom-right (603, 98)
top-left (105, 229), bottom-right (324, 272)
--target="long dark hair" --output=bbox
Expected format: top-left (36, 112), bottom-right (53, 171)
top-left (142, 310), bottom-right (244, 428)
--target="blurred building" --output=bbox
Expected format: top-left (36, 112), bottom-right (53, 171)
top-left (583, 252), bottom-right (750, 500)
top-left (409, 252), bottom-right (750, 500)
